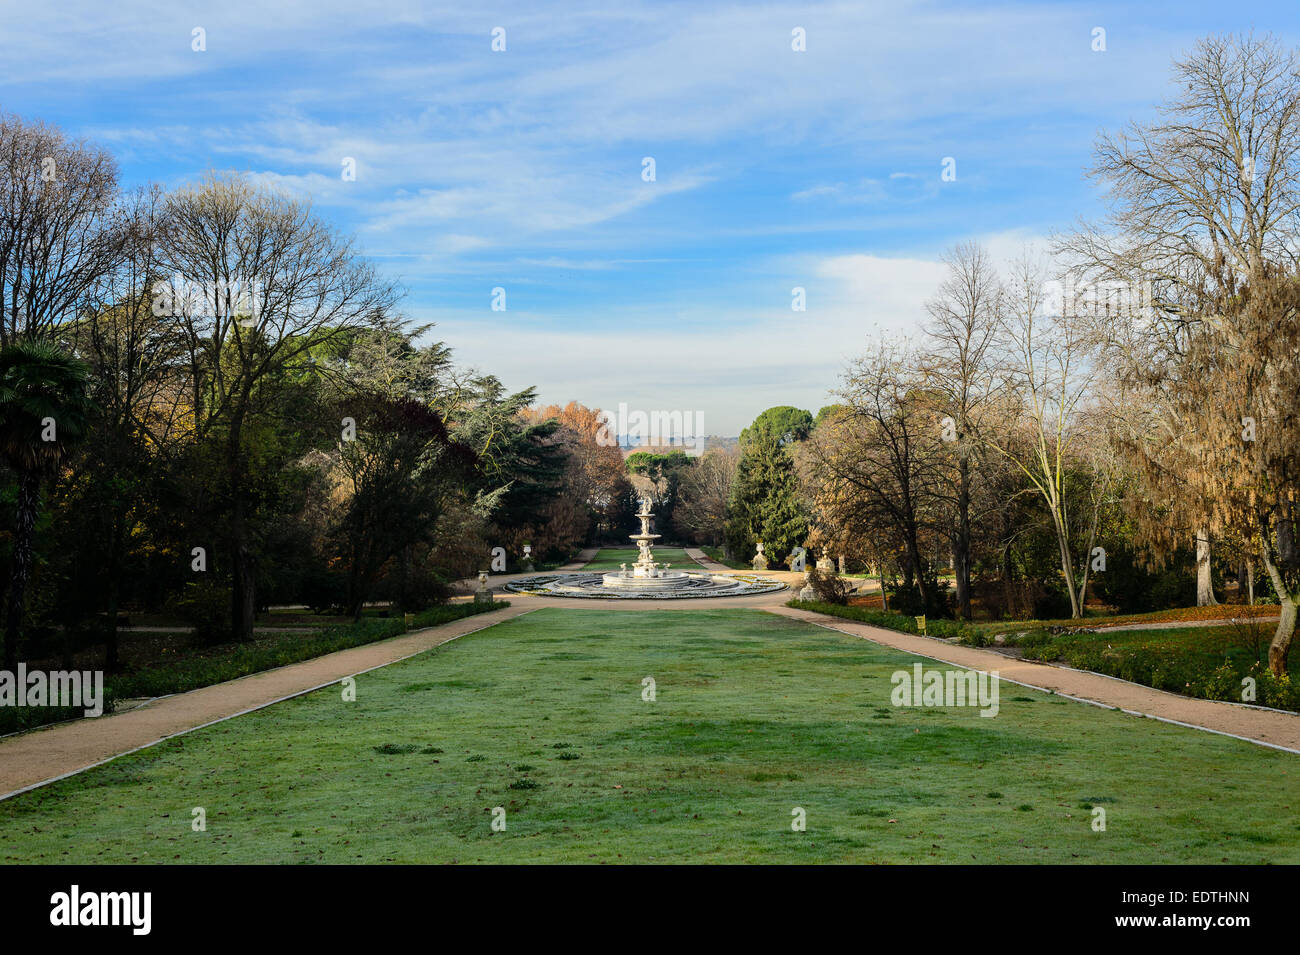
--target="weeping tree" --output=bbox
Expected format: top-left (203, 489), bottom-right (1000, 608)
top-left (1162, 271), bottom-right (1300, 676)
top-left (1063, 33), bottom-right (1300, 608)
top-left (0, 340), bottom-right (92, 669)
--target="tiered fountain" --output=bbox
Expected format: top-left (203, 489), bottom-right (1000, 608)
top-left (504, 498), bottom-right (784, 600)
top-left (601, 498), bottom-right (691, 591)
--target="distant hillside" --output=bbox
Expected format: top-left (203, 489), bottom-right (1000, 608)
top-left (619, 435), bottom-right (738, 455)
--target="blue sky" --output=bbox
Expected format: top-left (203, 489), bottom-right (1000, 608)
top-left (2, 1), bottom-right (1294, 433)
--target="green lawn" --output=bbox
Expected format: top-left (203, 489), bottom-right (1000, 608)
top-left (701, 545), bottom-right (751, 569)
top-left (1, 607), bottom-right (1296, 863)
top-left (583, 547), bottom-right (697, 570)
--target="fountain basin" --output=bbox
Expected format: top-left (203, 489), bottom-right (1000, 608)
top-left (601, 570), bottom-right (693, 590)
top-left (504, 571), bottom-right (785, 600)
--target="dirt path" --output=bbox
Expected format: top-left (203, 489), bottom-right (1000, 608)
top-left (773, 606), bottom-right (1300, 753)
top-left (556, 547), bottom-right (599, 570)
top-left (684, 547), bottom-right (733, 571)
top-left (0, 604), bottom-right (533, 800)
top-left (1090, 616), bottom-right (1280, 632)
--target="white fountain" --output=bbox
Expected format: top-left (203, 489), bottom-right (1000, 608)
top-left (601, 498), bottom-right (692, 591)
top-left (504, 497), bottom-right (785, 599)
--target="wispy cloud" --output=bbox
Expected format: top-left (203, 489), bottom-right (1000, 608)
top-left (3, 0), bottom-right (1290, 430)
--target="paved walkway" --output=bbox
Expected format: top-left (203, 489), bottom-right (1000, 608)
top-left (1090, 615), bottom-right (1280, 632)
top-left (556, 547), bottom-right (599, 570)
top-left (684, 547), bottom-right (732, 570)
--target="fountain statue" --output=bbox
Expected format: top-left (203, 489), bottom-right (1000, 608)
top-left (603, 498), bottom-right (690, 589)
top-left (629, 498), bottom-right (663, 577)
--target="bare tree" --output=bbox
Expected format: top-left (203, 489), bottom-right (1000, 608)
top-left (675, 447), bottom-right (738, 546)
top-left (985, 257), bottom-right (1105, 618)
top-left (805, 339), bottom-right (944, 612)
top-left (921, 241), bottom-right (1002, 618)
top-left (159, 173), bottom-right (400, 641)
top-left (0, 113), bottom-right (122, 344)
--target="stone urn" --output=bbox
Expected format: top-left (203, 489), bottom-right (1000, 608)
top-left (816, 549), bottom-right (834, 573)
top-left (751, 542), bottom-right (768, 571)
top-left (474, 571), bottom-right (493, 604)
top-left (521, 543), bottom-right (534, 573)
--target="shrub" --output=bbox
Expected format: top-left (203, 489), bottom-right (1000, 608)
top-left (805, 567), bottom-right (850, 604)
top-left (1091, 545), bottom-right (1195, 613)
top-left (168, 580), bottom-right (232, 645)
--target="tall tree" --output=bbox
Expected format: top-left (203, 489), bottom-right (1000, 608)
top-left (1065, 33), bottom-right (1300, 607)
top-left (922, 241), bottom-right (1001, 619)
top-left (159, 173), bottom-right (399, 640)
top-left (0, 341), bottom-right (92, 669)
top-left (0, 113), bottom-right (123, 346)
top-left (986, 258), bottom-right (1109, 619)
top-left (70, 186), bottom-right (184, 668)
top-left (726, 428), bottom-right (808, 566)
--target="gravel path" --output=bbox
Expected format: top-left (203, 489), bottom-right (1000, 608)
top-left (1090, 616), bottom-right (1280, 632)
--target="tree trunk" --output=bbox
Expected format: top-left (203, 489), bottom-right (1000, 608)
top-left (1051, 513), bottom-right (1081, 618)
top-left (954, 457), bottom-right (973, 619)
top-left (227, 413), bottom-right (256, 643)
top-left (1195, 527), bottom-right (1218, 606)
top-left (105, 512), bottom-right (124, 672)
top-left (3, 471), bottom-right (40, 670)
top-left (1260, 550), bottom-right (1295, 677)
top-left (1268, 597), bottom-right (1297, 678)
top-left (905, 533), bottom-right (931, 613)
top-left (229, 493), bottom-right (256, 642)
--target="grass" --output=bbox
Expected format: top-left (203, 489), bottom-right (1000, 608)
top-left (700, 546), bottom-right (751, 570)
top-left (583, 547), bottom-right (697, 570)
top-left (1, 607), bottom-right (1296, 863)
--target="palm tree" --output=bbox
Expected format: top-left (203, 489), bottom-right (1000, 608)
top-left (0, 341), bottom-right (92, 670)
